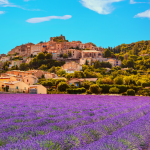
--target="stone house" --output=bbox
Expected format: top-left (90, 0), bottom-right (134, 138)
top-left (0, 56), bottom-right (11, 63)
top-left (0, 76), bottom-right (17, 82)
top-left (23, 75), bottom-right (38, 85)
top-left (61, 61), bottom-right (82, 73)
top-left (9, 60), bottom-right (23, 68)
top-left (29, 85), bottom-right (47, 94)
top-left (107, 59), bottom-right (121, 67)
top-left (0, 81), bottom-right (29, 93)
top-left (44, 72), bottom-right (56, 80)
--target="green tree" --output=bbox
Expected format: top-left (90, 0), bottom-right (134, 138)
top-left (73, 71), bottom-right (85, 78)
top-left (133, 45), bottom-right (139, 55)
top-left (19, 63), bottom-right (29, 71)
top-left (118, 55), bottom-right (124, 61)
top-left (15, 65), bottom-right (19, 70)
top-left (127, 89), bottom-right (135, 96)
top-left (103, 49), bottom-right (112, 58)
top-left (85, 59), bottom-right (89, 65)
top-left (37, 52), bottom-right (45, 60)
top-left (5, 66), bottom-right (8, 71)
top-left (82, 81), bottom-right (92, 90)
top-left (49, 66), bottom-right (56, 73)
top-left (63, 53), bottom-right (68, 58)
top-left (68, 51), bottom-right (72, 57)
top-left (56, 69), bottom-right (66, 77)
top-left (45, 53), bottom-right (52, 59)
top-left (114, 76), bottom-right (123, 85)
top-left (109, 87), bottom-right (120, 94)
top-left (39, 64), bottom-right (48, 70)
top-left (94, 61), bottom-right (101, 69)
top-left (47, 80), bottom-right (53, 87)
top-left (57, 82), bottom-right (69, 92)
top-left (89, 84), bottom-right (102, 94)
top-left (65, 74), bottom-right (71, 80)
top-left (126, 59), bottom-right (134, 68)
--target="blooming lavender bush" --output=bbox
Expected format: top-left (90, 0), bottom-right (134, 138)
top-left (0, 94), bottom-right (150, 150)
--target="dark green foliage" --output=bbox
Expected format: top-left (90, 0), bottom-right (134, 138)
top-left (98, 84), bottom-right (129, 94)
top-left (29, 55), bottom-right (65, 70)
top-left (114, 77), bottom-right (123, 85)
top-left (67, 87), bottom-right (86, 94)
top-left (45, 53), bottom-right (52, 59)
top-left (103, 49), bottom-right (112, 58)
top-left (63, 53), bottom-right (68, 58)
top-left (82, 81), bottom-right (92, 90)
top-left (19, 63), bottom-right (29, 71)
top-left (89, 84), bottom-right (102, 94)
top-left (57, 82), bottom-right (69, 92)
top-left (109, 87), bottom-right (120, 94)
top-left (127, 89), bottom-right (135, 96)
top-left (37, 52), bottom-right (45, 60)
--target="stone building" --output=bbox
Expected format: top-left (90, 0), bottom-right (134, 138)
top-left (8, 43), bottom-right (34, 57)
top-left (50, 34), bottom-right (66, 42)
top-left (23, 75), bottom-right (38, 85)
top-left (61, 61), bottom-right (82, 73)
top-left (81, 50), bottom-right (103, 59)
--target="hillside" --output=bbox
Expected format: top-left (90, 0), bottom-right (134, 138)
top-left (109, 40), bottom-right (150, 56)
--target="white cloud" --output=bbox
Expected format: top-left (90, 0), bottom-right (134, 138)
top-left (130, 0), bottom-right (147, 4)
top-left (24, 0), bottom-right (30, 2)
top-left (26, 15), bottom-right (72, 23)
top-left (134, 9), bottom-right (150, 19)
top-left (0, 0), bottom-right (40, 11)
top-left (80, 0), bottom-right (123, 15)
top-left (0, 0), bottom-right (19, 7)
top-left (0, 0), bottom-right (9, 5)
top-left (0, 11), bottom-right (5, 14)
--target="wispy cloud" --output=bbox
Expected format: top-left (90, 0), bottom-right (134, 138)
top-left (0, 0), bottom-right (18, 7)
top-left (0, 10), bottom-right (5, 14)
top-left (0, 0), bottom-right (40, 11)
top-left (24, 0), bottom-right (30, 2)
top-left (26, 15), bottom-right (72, 23)
top-left (0, 0), bottom-right (9, 5)
top-left (130, 0), bottom-right (147, 4)
top-left (134, 9), bottom-right (150, 19)
top-left (80, 0), bottom-right (123, 15)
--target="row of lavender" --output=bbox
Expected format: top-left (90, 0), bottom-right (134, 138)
top-left (0, 94), bottom-right (150, 150)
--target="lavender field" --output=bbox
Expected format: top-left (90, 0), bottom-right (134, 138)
top-left (0, 94), bottom-right (150, 150)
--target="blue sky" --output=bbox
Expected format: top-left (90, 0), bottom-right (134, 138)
top-left (0, 0), bottom-right (150, 54)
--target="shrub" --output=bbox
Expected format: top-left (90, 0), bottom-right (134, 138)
top-left (89, 84), bottom-right (102, 94)
top-left (67, 87), bottom-right (86, 94)
top-left (114, 76), bottom-right (123, 85)
top-left (86, 90), bottom-right (92, 94)
top-left (109, 87), bottom-right (120, 94)
top-left (98, 84), bottom-right (128, 93)
top-left (122, 92), bottom-right (127, 96)
top-left (57, 82), bottom-right (69, 92)
top-left (141, 82), bottom-right (150, 87)
top-left (127, 89), bottom-right (135, 96)
top-left (82, 81), bottom-right (92, 90)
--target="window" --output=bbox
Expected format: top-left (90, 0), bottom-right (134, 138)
top-left (24, 87), bottom-right (26, 90)
top-left (16, 86), bottom-right (18, 89)
top-left (27, 79), bottom-right (28, 82)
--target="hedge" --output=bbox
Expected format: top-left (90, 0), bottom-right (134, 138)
top-left (98, 84), bottom-right (142, 94)
top-left (67, 87), bottom-right (86, 94)
top-left (127, 89), bottom-right (135, 96)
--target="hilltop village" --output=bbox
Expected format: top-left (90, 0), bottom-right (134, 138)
top-left (0, 36), bottom-right (150, 95)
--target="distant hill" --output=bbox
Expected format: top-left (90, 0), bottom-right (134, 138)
top-left (110, 40), bottom-right (150, 56)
